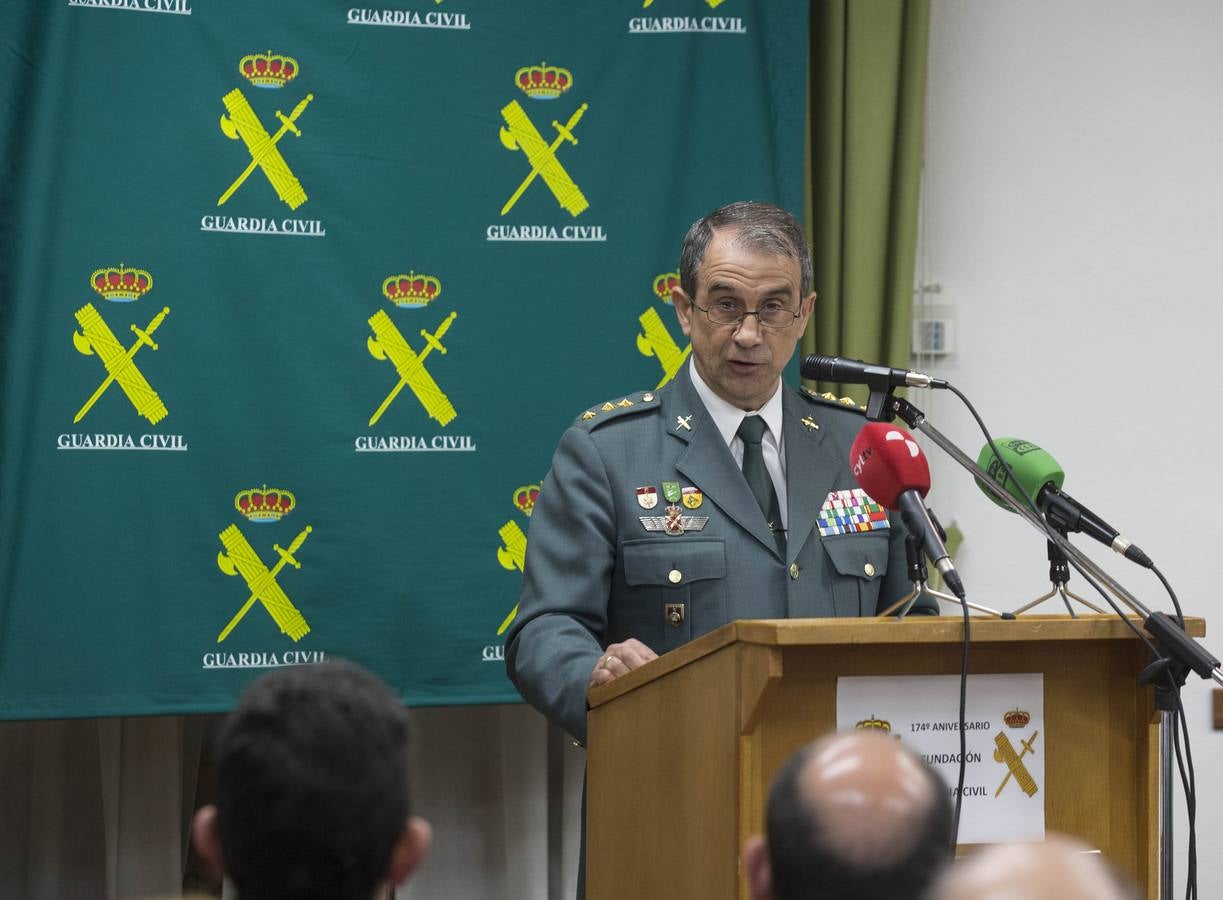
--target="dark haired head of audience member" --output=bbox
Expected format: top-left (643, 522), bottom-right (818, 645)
top-left (745, 730), bottom-right (953, 900)
top-left (930, 834), bottom-right (1139, 900)
top-left (192, 660), bottom-right (431, 900)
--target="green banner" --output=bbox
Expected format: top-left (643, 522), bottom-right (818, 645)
top-left (0, 0), bottom-right (806, 719)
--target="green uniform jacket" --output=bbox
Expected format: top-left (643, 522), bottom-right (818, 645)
top-left (506, 365), bottom-right (934, 742)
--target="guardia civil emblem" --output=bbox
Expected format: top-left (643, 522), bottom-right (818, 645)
top-left (72, 263), bottom-right (171, 425)
top-left (217, 51), bottom-right (312, 210)
top-left (636, 271), bottom-right (691, 389)
top-left (494, 482), bottom-right (541, 635)
top-left (382, 270), bottom-right (442, 309)
top-left (366, 309), bottom-right (459, 427)
top-left (498, 62), bottom-right (589, 217)
top-left (994, 709), bottom-right (1039, 798)
top-left (215, 485), bottom-right (313, 643)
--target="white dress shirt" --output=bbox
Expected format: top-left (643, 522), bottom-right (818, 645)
top-left (687, 358), bottom-right (788, 529)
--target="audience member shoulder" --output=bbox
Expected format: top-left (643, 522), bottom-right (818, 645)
top-left (572, 389), bottom-right (660, 430)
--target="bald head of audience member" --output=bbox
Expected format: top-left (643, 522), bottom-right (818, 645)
top-left (192, 660), bottom-right (432, 900)
top-left (932, 834), bottom-right (1138, 900)
top-left (744, 731), bottom-right (953, 900)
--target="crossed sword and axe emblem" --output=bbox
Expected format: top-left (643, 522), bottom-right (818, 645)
top-left (494, 520), bottom-right (528, 635)
top-left (499, 100), bottom-right (589, 217)
top-left (993, 729), bottom-right (1040, 797)
top-left (216, 523), bottom-right (313, 643)
top-left (72, 304), bottom-right (171, 424)
top-left (218, 89), bottom-right (314, 210)
top-left (367, 309), bottom-right (459, 427)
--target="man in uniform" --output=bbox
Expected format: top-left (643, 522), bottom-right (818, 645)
top-left (507, 201), bottom-right (934, 745)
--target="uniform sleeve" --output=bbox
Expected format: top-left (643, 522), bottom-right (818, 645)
top-left (505, 425), bottom-right (617, 743)
top-left (877, 510), bottom-right (940, 615)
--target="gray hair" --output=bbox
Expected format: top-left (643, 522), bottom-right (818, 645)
top-left (678, 201), bottom-right (812, 299)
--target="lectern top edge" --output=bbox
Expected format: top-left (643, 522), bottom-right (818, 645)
top-left (586, 615), bottom-right (1204, 710)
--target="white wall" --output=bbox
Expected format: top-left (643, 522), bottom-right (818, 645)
top-left (921, 0), bottom-right (1223, 893)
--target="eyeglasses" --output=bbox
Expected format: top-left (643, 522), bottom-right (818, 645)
top-left (693, 299), bottom-right (801, 330)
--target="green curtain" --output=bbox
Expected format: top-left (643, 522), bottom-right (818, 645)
top-left (803, 0), bottom-right (931, 405)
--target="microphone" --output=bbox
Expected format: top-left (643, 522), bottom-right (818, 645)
top-left (850, 422), bottom-right (966, 599)
top-left (801, 354), bottom-right (949, 390)
top-left (975, 438), bottom-right (1154, 569)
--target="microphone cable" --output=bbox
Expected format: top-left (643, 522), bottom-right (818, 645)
top-left (1155, 565), bottom-right (1196, 899)
top-left (950, 544), bottom-right (970, 854)
top-left (942, 380), bottom-right (1197, 898)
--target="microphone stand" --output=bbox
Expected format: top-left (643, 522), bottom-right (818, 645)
top-left (1009, 530), bottom-right (1106, 618)
top-left (862, 385), bottom-right (1223, 685)
top-left (865, 385), bottom-right (1222, 900)
top-left (879, 515), bottom-right (1006, 620)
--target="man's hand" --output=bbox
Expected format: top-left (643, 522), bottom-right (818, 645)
top-left (587, 638), bottom-right (658, 690)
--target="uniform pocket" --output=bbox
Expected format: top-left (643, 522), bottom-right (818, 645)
top-left (620, 538), bottom-right (726, 652)
top-left (819, 532), bottom-right (891, 616)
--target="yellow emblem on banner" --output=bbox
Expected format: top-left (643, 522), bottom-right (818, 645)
top-left (235, 485), bottom-right (296, 522)
top-left (498, 98), bottom-right (589, 216)
top-left (216, 523), bottom-right (313, 642)
top-left (636, 306), bottom-right (691, 389)
top-left (72, 303), bottom-right (171, 424)
top-left (91, 263), bottom-right (153, 302)
top-left (239, 50), bottom-right (299, 89)
top-left (652, 271), bottom-right (679, 305)
top-left (382, 271), bottom-right (442, 309)
top-left (366, 309), bottom-right (459, 427)
top-left (515, 61), bottom-right (573, 100)
top-left (495, 522), bottom-right (527, 635)
top-left (514, 484), bottom-right (541, 516)
top-left (495, 482), bottom-right (542, 635)
top-left (218, 87), bottom-right (313, 209)
top-left (497, 521), bottom-right (527, 578)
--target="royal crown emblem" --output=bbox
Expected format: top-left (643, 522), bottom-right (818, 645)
top-left (1003, 708), bottom-right (1032, 728)
top-left (382, 271), bottom-right (442, 308)
top-left (514, 484), bottom-right (541, 516)
top-left (240, 50), bottom-right (299, 88)
top-left (515, 61), bottom-right (572, 99)
top-left (235, 485), bottom-right (297, 522)
top-left (855, 715), bottom-right (892, 734)
top-left (91, 263), bottom-right (153, 302)
top-left (653, 272), bottom-right (680, 304)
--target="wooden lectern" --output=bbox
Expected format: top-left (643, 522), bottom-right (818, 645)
top-left (586, 614), bottom-right (1205, 900)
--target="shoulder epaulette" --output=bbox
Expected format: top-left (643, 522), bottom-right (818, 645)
top-left (574, 389), bottom-right (660, 428)
top-left (799, 385), bottom-right (867, 414)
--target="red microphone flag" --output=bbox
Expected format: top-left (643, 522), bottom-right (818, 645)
top-left (849, 422), bottom-right (931, 510)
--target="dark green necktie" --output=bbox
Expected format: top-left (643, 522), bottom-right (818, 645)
top-left (737, 415), bottom-right (785, 555)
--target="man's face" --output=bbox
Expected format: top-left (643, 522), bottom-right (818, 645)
top-left (672, 229), bottom-right (816, 411)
